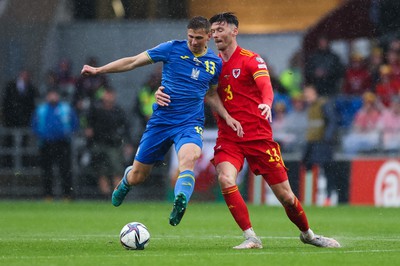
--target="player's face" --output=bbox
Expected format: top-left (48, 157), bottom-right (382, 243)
top-left (187, 28), bottom-right (210, 54)
top-left (211, 21), bottom-right (237, 51)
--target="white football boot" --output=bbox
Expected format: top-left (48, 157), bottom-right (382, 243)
top-left (233, 236), bottom-right (263, 249)
top-left (300, 234), bottom-right (341, 248)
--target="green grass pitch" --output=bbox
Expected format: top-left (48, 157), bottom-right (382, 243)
top-left (1, 201), bottom-right (399, 266)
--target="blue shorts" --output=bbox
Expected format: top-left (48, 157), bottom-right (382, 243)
top-left (135, 123), bottom-right (204, 164)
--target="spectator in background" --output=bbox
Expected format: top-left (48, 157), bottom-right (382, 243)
top-left (269, 65), bottom-right (293, 113)
top-left (271, 102), bottom-right (291, 149)
top-left (336, 53), bottom-right (371, 129)
top-left (85, 87), bottom-right (133, 197)
top-left (282, 95), bottom-right (308, 152)
top-left (342, 92), bottom-right (382, 156)
top-left (56, 58), bottom-right (76, 102)
top-left (341, 53), bottom-right (372, 96)
top-left (388, 38), bottom-right (400, 53)
top-left (368, 47), bottom-right (384, 88)
top-left (375, 65), bottom-right (400, 107)
top-left (379, 96), bottom-right (400, 153)
top-left (135, 66), bottom-right (162, 129)
top-left (73, 57), bottom-right (109, 119)
top-left (386, 42), bottom-right (400, 82)
top-left (31, 88), bottom-right (79, 200)
top-left (302, 84), bottom-right (338, 206)
top-left (1, 69), bottom-right (38, 128)
top-left (279, 50), bottom-right (303, 98)
top-left (40, 70), bottom-right (59, 97)
top-left (305, 36), bottom-right (344, 97)
top-left (1, 69), bottom-right (39, 161)
top-left (272, 98), bottom-right (307, 153)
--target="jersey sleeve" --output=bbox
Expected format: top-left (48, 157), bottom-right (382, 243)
top-left (210, 59), bottom-right (222, 87)
top-left (146, 41), bottom-right (174, 63)
top-left (246, 55), bottom-right (274, 106)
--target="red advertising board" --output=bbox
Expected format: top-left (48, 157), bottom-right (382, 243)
top-left (350, 158), bottom-right (400, 206)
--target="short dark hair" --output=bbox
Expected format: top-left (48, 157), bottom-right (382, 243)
top-left (187, 16), bottom-right (211, 33)
top-left (209, 12), bottom-right (239, 28)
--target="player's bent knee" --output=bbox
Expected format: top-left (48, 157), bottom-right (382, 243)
top-left (278, 193), bottom-right (296, 206)
top-left (283, 198), bottom-right (295, 207)
top-left (217, 172), bottom-right (236, 188)
top-left (178, 154), bottom-right (200, 170)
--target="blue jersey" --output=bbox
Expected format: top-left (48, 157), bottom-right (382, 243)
top-left (146, 40), bottom-right (222, 127)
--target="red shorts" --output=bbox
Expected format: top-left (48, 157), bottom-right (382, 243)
top-left (211, 138), bottom-right (288, 186)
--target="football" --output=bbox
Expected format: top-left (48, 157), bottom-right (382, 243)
top-left (119, 222), bottom-right (150, 250)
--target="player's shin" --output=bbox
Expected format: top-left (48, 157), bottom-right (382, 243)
top-left (222, 185), bottom-right (252, 231)
top-left (283, 196), bottom-right (310, 232)
top-left (169, 170), bottom-right (195, 226)
top-left (174, 170), bottom-right (195, 201)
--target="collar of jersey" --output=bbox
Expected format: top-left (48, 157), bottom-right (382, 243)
top-left (186, 42), bottom-right (208, 57)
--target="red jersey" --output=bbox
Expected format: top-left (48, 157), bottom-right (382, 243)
top-left (216, 46), bottom-right (274, 142)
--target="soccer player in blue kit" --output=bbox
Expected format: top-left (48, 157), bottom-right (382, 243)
top-left (81, 16), bottom-right (243, 226)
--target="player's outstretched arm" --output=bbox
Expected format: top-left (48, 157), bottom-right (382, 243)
top-left (205, 85), bottom-right (244, 137)
top-left (81, 52), bottom-right (151, 76)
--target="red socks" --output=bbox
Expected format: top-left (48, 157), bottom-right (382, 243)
top-left (222, 186), bottom-right (309, 233)
top-left (222, 185), bottom-right (251, 231)
top-left (283, 196), bottom-right (310, 232)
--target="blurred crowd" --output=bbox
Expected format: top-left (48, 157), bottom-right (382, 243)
top-left (272, 36), bottom-right (400, 157)
top-left (1, 57), bottom-right (139, 199)
top-left (1, 34), bottom-right (400, 199)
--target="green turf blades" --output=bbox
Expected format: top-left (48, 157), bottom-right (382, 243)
top-left (1, 202), bottom-right (400, 266)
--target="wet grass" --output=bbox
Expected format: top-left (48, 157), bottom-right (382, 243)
top-left (0, 201), bottom-right (399, 266)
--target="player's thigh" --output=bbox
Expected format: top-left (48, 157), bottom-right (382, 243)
top-left (245, 140), bottom-right (288, 185)
top-left (135, 126), bottom-right (173, 164)
top-left (173, 124), bottom-right (204, 152)
top-left (212, 138), bottom-right (245, 173)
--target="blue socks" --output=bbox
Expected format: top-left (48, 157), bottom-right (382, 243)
top-left (121, 166), bottom-right (133, 188)
top-left (174, 170), bottom-right (195, 202)
top-left (121, 175), bottom-right (130, 187)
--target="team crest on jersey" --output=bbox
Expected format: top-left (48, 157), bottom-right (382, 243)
top-left (191, 68), bottom-right (200, 80)
top-left (232, 69), bottom-right (241, 78)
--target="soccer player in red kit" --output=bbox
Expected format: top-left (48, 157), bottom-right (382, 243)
top-left (155, 12), bottom-right (340, 250)
top-left (208, 12), bottom-right (341, 249)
